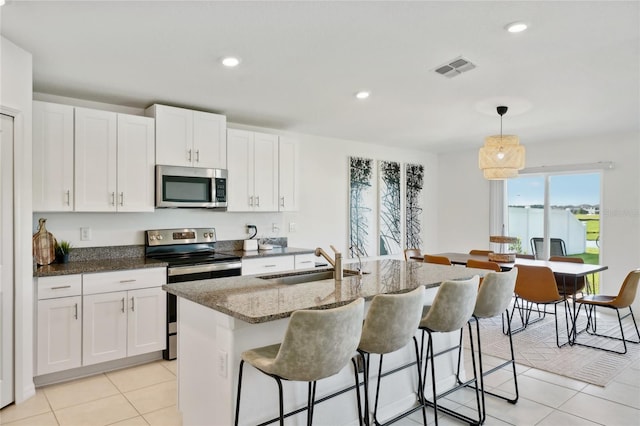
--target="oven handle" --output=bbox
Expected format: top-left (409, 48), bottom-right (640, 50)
top-left (167, 261), bottom-right (242, 276)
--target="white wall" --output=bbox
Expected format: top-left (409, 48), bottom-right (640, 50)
top-left (32, 95), bottom-right (438, 256)
top-left (438, 132), bottom-right (640, 309)
top-left (1, 35), bottom-right (34, 404)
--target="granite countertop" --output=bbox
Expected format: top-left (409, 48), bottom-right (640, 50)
top-left (226, 246), bottom-right (315, 259)
top-left (163, 259), bottom-right (488, 324)
top-left (34, 258), bottom-right (167, 277)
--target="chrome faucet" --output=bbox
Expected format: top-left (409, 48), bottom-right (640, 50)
top-left (349, 245), bottom-right (363, 274)
top-left (315, 245), bottom-right (343, 282)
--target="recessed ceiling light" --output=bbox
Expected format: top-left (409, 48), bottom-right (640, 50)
top-left (221, 57), bottom-right (240, 67)
top-left (0, 0), bottom-right (5, 6)
top-left (505, 22), bottom-right (528, 33)
top-left (355, 91), bottom-right (370, 100)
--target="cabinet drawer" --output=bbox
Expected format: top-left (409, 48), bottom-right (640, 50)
top-left (83, 268), bottom-right (166, 295)
top-left (38, 275), bottom-right (82, 300)
top-left (295, 253), bottom-right (317, 270)
top-left (242, 256), bottom-right (295, 276)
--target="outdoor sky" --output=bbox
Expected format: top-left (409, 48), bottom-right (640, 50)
top-left (507, 173), bottom-right (601, 206)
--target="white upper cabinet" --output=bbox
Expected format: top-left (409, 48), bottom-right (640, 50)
top-left (74, 107), bottom-right (118, 212)
top-left (116, 114), bottom-right (155, 212)
top-left (147, 104), bottom-right (227, 169)
top-left (227, 129), bottom-right (278, 212)
top-left (75, 107), bottom-right (155, 212)
top-left (33, 101), bottom-right (75, 211)
top-left (278, 137), bottom-right (299, 212)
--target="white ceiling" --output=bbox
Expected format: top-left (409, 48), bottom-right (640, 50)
top-left (1, 1), bottom-right (639, 153)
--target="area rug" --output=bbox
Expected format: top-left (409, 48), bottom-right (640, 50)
top-left (464, 308), bottom-right (640, 387)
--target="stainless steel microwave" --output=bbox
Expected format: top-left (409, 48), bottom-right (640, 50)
top-left (156, 165), bottom-right (228, 209)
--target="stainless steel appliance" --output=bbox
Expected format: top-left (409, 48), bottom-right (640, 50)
top-left (156, 165), bottom-right (228, 209)
top-left (145, 228), bottom-right (241, 360)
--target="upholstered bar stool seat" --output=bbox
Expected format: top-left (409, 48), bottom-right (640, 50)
top-left (357, 286), bottom-right (427, 426)
top-left (419, 276), bottom-right (481, 426)
top-left (235, 298), bottom-right (365, 426)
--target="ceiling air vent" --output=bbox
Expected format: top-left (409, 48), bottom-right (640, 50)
top-left (434, 57), bottom-right (476, 78)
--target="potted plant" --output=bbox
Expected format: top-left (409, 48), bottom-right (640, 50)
top-left (56, 240), bottom-right (73, 264)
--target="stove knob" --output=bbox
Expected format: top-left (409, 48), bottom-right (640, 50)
top-left (149, 235), bottom-right (156, 241)
top-left (157, 235), bottom-right (164, 240)
top-left (208, 232), bottom-right (213, 238)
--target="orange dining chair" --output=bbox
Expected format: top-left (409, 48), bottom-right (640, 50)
top-left (548, 256), bottom-right (591, 296)
top-left (574, 269), bottom-right (640, 354)
top-left (509, 264), bottom-right (571, 347)
top-left (466, 259), bottom-right (501, 273)
top-left (469, 250), bottom-right (493, 256)
top-left (404, 248), bottom-right (422, 262)
top-left (423, 254), bottom-right (452, 265)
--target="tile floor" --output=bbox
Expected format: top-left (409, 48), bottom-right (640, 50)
top-left (1, 351), bottom-right (639, 425)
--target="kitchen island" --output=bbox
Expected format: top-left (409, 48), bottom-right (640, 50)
top-left (164, 259), bottom-right (486, 425)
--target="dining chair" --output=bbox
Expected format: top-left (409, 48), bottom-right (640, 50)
top-left (455, 269), bottom-right (519, 423)
top-left (466, 259), bottom-right (501, 273)
top-left (235, 298), bottom-right (365, 426)
top-left (516, 253), bottom-right (535, 260)
top-left (419, 276), bottom-right (481, 425)
top-left (509, 264), bottom-right (571, 347)
top-left (469, 249), bottom-right (493, 256)
top-left (530, 238), bottom-right (567, 259)
top-left (574, 269), bottom-right (640, 354)
top-left (357, 287), bottom-right (427, 425)
top-left (404, 248), bottom-right (422, 262)
top-left (548, 256), bottom-right (591, 296)
top-left (423, 254), bottom-right (452, 265)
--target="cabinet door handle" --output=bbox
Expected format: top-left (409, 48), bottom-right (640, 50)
top-left (187, 149), bottom-right (192, 162)
top-left (299, 261), bottom-right (313, 264)
top-left (121, 297), bottom-right (125, 313)
top-left (111, 192), bottom-right (116, 206)
top-left (131, 297), bottom-right (135, 312)
top-left (120, 192), bottom-right (124, 206)
top-left (256, 196), bottom-right (260, 207)
top-left (195, 149), bottom-right (200, 162)
top-left (66, 190), bottom-right (71, 206)
top-left (74, 303), bottom-right (78, 320)
top-left (51, 285), bottom-right (71, 290)
top-left (265, 264), bottom-right (277, 268)
top-left (249, 196), bottom-right (253, 207)
top-left (119, 279), bottom-right (136, 283)
top-left (280, 196), bottom-right (285, 208)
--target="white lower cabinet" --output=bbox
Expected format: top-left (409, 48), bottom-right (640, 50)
top-left (241, 255), bottom-right (295, 276)
top-left (83, 287), bottom-right (165, 365)
top-left (36, 268), bottom-right (166, 375)
top-left (294, 253), bottom-right (317, 270)
top-left (36, 275), bottom-right (83, 375)
top-left (82, 268), bottom-right (166, 366)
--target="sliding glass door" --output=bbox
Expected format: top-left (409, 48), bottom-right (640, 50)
top-left (506, 172), bottom-right (601, 268)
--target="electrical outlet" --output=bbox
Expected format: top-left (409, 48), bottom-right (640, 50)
top-left (272, 223), bottom-right (279, 233)
top-left (80, 227), bottom-right (92, 241)
top-left (218, 350), bottom-right (228, 378)
top-left (289, 222), bottom-right (296, 233)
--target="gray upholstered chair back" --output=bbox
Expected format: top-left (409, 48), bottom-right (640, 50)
top-left (473, 268), bottom-right (518, 319)
top-left (268, 298), bottom-right (364, 382)
top-left (359, 286), bottom-right (425, 354)
top-left (420, 276), bottom-right (479, 332)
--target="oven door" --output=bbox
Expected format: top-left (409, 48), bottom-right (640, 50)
top-left (164, 261), bottom-right (241, 360)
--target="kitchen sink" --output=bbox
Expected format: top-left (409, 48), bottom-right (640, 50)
top-left (259, 269), bottom-right (369, 285)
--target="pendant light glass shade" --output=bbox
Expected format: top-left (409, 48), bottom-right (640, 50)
top-left (479, 106), bottom-right (525, 180)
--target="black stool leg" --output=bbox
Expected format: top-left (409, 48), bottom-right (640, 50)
top-left (234, 360), bottom-right (245, 426)
top-left (351, 356), bottom-right (365, 426)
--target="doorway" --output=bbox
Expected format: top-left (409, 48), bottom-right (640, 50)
top-left (0, 113), bottom-right (15, 408)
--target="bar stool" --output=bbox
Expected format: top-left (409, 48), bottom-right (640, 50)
top-left (357, 286), bottom-right (427, 426)
top-left (418, 276), bottom-right (481, 426)
top-left (456, 269), bottom-right (519, 423)
top-left (234, 298), bottom-right (365, 426)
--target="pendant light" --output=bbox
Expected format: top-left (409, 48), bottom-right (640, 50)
top-left (478, 106), bottom-right (525, 179)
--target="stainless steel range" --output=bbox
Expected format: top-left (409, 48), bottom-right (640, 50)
top-left (145, 228), bottom-right (241, 360)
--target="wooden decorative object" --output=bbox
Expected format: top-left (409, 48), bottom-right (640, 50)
top-left (33, 218), bottom-right (57, 266)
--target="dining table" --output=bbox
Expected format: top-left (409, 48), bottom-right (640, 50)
top-left (417, 252), bottom-right (609, 343)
